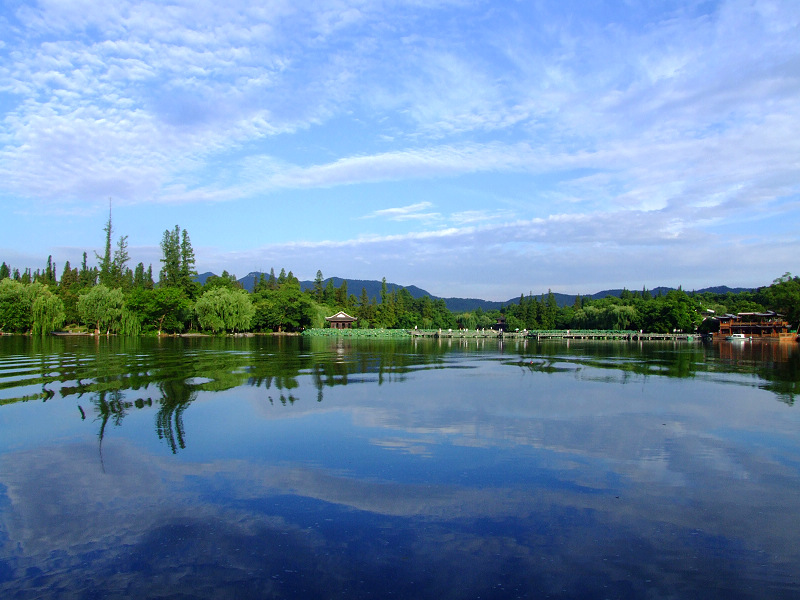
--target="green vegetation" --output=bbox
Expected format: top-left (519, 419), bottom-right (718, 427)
top-left (0, 219), bottom-right (798, 336)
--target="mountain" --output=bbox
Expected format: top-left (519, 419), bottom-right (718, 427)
top-left (297, 277), bottom-right (431, 302)
top-left (497, 285), bottom-right (756, 309)
top-left (232, 273), bottom-right (432, 301)
top-left (196, 271), bottom-right (215, 286)
top-left (437, 297), bottom-right (505, 312)
top-left (195, 272), bottom-right (755, 312)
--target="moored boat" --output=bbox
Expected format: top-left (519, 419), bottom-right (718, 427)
top-left (725, 333), bottom-right (749, 341)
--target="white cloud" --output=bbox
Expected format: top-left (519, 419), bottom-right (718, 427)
top-left (1, 0), bottom-right (799, 295)
top-left (361, 201), bottom-right (440, 221)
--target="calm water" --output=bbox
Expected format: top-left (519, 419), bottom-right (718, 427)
top-left (1, 335), bottom-right (799, 599)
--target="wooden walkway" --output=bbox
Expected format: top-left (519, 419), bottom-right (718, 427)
top-left (409, 329), bottom-right (698, 342)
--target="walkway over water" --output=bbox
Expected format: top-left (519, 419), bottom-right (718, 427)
top-left (409, 329), bottom-right (698, 341)
top-left (303, 328), bottom-right (698, 341)
top-left (304, 328), bottom-right (700, 341)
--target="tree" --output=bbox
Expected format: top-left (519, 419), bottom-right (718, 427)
top-left (112, 235), bottom-right (131, 288)
top-left (78, 252), bottom-right (96, 288)
top-left (44, 255), bottom-right (56, 286)
top-left (96, 209), bottom-right (113, 286)
top-left (195, 287), bottom-right (254, 333)
top-left (253, 272), bottom-right (268, 294)
top-left (133, 262), bottom-right (154, 289)
top-left (313, 270), bottom-right (324, 302)
top-left (78, 284), bottom-right (124, 334)
top-left (758, 273), bottom-right (800, 326)
top-left (0, 281), bottom-right (65, 334)
top-left (159, 225), bottom-right (182, 288)
top-left (253, 282), bottom-right (315, 332)
top-left (0, 279), bottom-right (32, 332)
top-left (59, 261), bottom-right (77, 291)
top-left (125, 287), bottom-right (191, 334)
top-left (0, 262), bottom-right (10, 280)
top-left (202, 270), bottom-right (241, 291)
top-left (323, 279), bottom-right (335, 305)
top-left (335, 279), bottom-right (348, 307)
top-left (58, 261), bottom-right (80, 325)
top-left (380, 277), bottom-right (388, 304)
top-left (179, 228), bottom-right (198, 297)
top-left (32, 293), bottom-right (65, 335)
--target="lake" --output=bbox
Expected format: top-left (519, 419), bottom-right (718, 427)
top-left (1, 335), bottom-right (799, 599)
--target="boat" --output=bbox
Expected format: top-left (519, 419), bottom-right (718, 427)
top-left (725, 333), bottom-right (749, 341)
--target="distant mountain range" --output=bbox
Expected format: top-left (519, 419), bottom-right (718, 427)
top-left (196, 272), bottom-right (754, 312)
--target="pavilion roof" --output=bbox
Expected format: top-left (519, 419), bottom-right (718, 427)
top-left (325, 311), bottom-right (357, 322)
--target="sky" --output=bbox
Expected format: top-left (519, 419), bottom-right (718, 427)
top-left (1, 0), bottom-right (799, 301)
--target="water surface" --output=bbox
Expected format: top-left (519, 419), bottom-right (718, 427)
top-left (1, 336), bottom-right (799, 599)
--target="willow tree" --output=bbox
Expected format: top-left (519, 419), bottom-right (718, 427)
top-left (195, 287), bottom-right (254, 333)
top-left (78, 284), bottom-right (124, 334)
top-left (32, 294), bottom-right (65, 335)
top-left (0, 279), bottom-right (30, 332)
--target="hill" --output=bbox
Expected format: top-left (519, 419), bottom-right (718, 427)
top-left (195, 272), bottom-right (754, 312)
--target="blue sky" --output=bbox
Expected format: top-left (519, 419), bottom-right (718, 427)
top-left (1, 0), bottom-right (798, 300)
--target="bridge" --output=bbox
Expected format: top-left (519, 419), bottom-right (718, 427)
top-left (409, 329), bottom-right (698, 341)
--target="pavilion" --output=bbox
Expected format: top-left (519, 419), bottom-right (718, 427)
top-left (325, 311), bottom-right (358, 329)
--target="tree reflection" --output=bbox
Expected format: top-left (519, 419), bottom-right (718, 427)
top-left (84, 388), bottom-right (129, 471)
top-left (156, 378), bottom-right (197, 453)
top-left (1, 335), bottom-right (797, 456)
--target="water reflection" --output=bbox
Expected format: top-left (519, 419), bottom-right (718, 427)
top-left (1, 336), bottom-right (800, 598)
top-left (0, 337), bottom-right (798, 453)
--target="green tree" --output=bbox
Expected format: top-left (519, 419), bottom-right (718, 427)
top-left (32, 293), bottom-right (65, 335)
top-left (44, 255), bottom-right (56, 286)
top-left (759, 273), bottom-right (800, 325)
top-left (0, 281), bottom-right (56, 333)
top-left (111, 235), bottom-right (131, 288)
top-left (202, 270), bottom-right (241, 291)
top-left (179, 228), bottom-right (198, 297)
top-left (125, 287), bottom-right (192, 334)
top-left (159, 225), bottom-right (182, 287)
top-left (59, 261), bottom-right (77, 291)
top-left (253, 281), bottom-right (316, 332)
top-left (78, 252), bottom-right (96, 288)
top-left (313, 270), bottom-right (324, 302)
top-left (195, 287), bottom-right (254, 333)
top-left (133, 262), bottom-right (154, 289)
top-left (96, 209), bottom-right (114, 286)
top-left (78, 284), bottom-right (125, 334)
top-left (253, 272), bottom-right (268, 294)
top-left (335, 279), bottom-right (349, 307)
top-left (323, 279), bottom-right (335, 306)
top-left (0, 279), bottom-right (32, 332)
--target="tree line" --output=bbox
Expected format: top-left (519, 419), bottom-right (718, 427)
top-left (473, 275), bottom-right (800, 334)
top-left (0, 217), bottom-right (460, 335)
top-left (0, 217), bottom-right (798, 335)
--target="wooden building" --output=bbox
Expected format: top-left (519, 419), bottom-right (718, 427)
top-left (325, 311), bottom-right (358, 329)
top-left (713, 311), bottom-right (796, 341)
